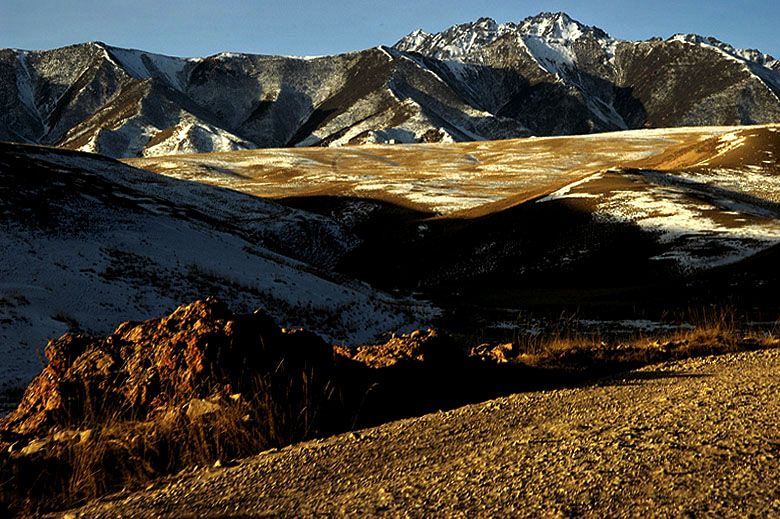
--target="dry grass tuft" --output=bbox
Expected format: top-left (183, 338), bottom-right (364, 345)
top-left (510, 307), bottom-right (779, 372)
top-left (0, 367), bottom-right (345, 518)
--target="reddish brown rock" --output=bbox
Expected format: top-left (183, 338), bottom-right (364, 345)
top-left (0, 298), bottom-right (335, 438)
top-left (335, 328), bottom-right (459, 368)
top-left (470, 342), bottom-right (518, 363)
top-left (0, 299), bottom-right (470, 452)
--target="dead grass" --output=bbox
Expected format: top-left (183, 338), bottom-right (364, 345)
top-left (510, 307), bottom-right (780, 372)
top-left (0, 365), bottom-right (345, 518)
top-left (1, 410), bottom-right (253, 516)
top-left (123, 125), bottom-right (738, 215)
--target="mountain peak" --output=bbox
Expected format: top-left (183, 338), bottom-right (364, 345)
top-left (474, 16), bottom-right (499, 29)
top-left (518, 11), bottom-right (609, 41)
top-left (393, 12), bottom-right (611, 60)
top-left (393, 16), bottom-right (516, 59)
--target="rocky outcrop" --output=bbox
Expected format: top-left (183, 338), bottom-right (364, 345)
top-left (0, 298), bottom-right (337, 438)
top-left (0, 298), bottom-right (476, 447)
top-left (335, 328), bottom-right (461, 368)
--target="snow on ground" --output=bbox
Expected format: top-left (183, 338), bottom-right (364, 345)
top-left (106, 45), bottom-right (195, 92)
top-left (536, 172), bottom-right (604, 202)
top-left (539, 165), bottom-right (780, 271)
top-left (0, 146), bottom-right (439, 393)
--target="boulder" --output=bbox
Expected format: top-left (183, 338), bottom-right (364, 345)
top-left (335, 329), bottom-right (461, 368)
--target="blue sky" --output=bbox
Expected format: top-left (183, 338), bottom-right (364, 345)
top-left (1, 0), bottom-right (778, 59)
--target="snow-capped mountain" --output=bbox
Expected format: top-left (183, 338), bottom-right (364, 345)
top-left (1, 12), bottom-right (779, 158)
top-left (0, 41), bottom-right (528, 158)
top-left (396, 12), bottom-right (780, 133)
top-left (394, 12), bottom-right (611, 61)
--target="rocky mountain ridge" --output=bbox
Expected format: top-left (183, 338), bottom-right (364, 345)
top-left (1, 12), bottom-right (779, 158)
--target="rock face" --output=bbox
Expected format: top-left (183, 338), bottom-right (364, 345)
top-left (0, 298), bottom-right (336, 437)
top-left (1, 12), bottom-right (779, 158)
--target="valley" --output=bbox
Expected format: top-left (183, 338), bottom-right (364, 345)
top-left (3, 123), bottom-right (779, 399)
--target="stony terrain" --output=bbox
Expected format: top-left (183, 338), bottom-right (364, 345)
top-left (1, 12), bottom-right (779, 158)
top-left (56, 347), bottom-right (780, 518)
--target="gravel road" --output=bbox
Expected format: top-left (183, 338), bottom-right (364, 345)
top-left (56, 349), bottom-right (780, 518)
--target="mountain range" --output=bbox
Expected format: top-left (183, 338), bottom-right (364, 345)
top-left (1, 12), bottom-right (779, 158)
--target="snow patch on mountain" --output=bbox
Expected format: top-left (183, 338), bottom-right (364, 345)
top-left (521, 34), bottom-right (577, 76)
top-left (106, 46), bottom-right (196, 91)
top-left (13, 51), bottom-right (46, 137)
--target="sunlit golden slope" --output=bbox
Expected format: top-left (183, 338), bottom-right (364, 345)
top-left (121, 124), bottom-right (780, 324)
top-left (631, 125), bottom-right (780, 171)
top-left (124, 125), bottom-right (756, 217)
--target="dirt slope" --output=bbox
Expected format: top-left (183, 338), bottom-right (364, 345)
top-left (59, 348), bottom-right (780, 518)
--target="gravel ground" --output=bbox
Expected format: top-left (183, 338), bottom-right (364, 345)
top-left (56, 349), bottom-right (780, 518)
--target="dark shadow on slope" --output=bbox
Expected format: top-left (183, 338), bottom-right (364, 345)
top-left (685, 241), bottom-right (780, 321)
top-left (0, 141), bottom-right (358, 271)
top-left (277, 163), bottom-right (780, 332)
top-left (632, 168), bottom-right (780, 216)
